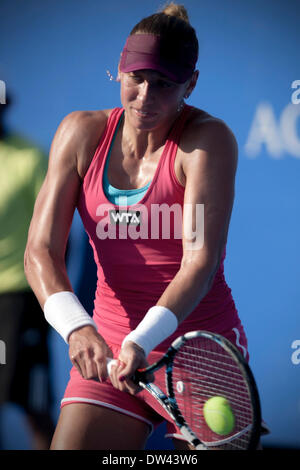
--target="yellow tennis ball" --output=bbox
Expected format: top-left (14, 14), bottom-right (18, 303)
top-left (203, 396), bottom-right (235, 435)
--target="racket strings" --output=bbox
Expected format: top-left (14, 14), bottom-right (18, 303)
top-left (173, 351), bottom-right (249, 408)
top-left (172, 382), bottom-right (251, 416)
top-left (172, 369), bottom-right (250, 412)
top-left (172, 361), bottom-right (246, 398)
top-left (178, 348), bottom-right (245, 379)
top-left (171, 337), bottom-right (254, 450)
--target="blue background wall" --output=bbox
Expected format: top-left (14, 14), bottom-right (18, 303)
top-left (0, 0), bottom-right (299, 449)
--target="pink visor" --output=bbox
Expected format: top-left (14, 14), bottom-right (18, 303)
top-left (119, 34), bottom-right (197, 84)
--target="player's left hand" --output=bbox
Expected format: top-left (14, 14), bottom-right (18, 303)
top-left (109, 341), bottom-right (154, 395)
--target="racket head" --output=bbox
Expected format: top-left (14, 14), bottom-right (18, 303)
top-left (166, 330), bottom-right (262, 450)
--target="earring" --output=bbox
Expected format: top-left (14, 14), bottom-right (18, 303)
top-left (177, 99), bottom-right (185, 112)
top-left (106, 70), bottom-right (121, 82)
top-left (106, 70), bottom-right (115, 81)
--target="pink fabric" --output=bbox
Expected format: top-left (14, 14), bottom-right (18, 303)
top-left (77, 106), bottom-right (243, 353)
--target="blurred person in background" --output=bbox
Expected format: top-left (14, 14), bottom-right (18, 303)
top-left (0, 92), bottom-right (55, 449)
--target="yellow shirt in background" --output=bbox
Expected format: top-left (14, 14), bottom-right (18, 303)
top-left (0, 135), bottom-right (47, 293)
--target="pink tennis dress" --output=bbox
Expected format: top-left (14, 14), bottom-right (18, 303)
top-left (62, 106), bottom-right (249, 440)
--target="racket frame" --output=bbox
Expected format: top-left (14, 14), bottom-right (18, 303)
top-left (134, 347), bottom-right (206, 450)
top-left (134, 330), bottom-right (262, 450)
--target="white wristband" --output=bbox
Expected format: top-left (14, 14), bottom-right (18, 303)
top-left (43, 291), bottom-right (97, 343)
top-left (122, 306), bottom-right (178, 357)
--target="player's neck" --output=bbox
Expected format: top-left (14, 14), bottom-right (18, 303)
top-left (121, 113), bottom-right (176, 160)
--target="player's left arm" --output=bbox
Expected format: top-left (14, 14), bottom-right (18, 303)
top-left (113, 118), bottom-right (238, 394)
top-left (156, 118), bottom-right (238, 323)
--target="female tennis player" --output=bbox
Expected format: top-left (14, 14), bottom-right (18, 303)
top-left (25, 3), bottom-right (252, 450)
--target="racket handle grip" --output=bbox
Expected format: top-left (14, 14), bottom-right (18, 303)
top-left (106, 357), bottom-right (117, 375)
top-left (106, 358), bottom-right (144, 384)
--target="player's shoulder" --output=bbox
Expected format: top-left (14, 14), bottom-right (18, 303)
top-left (62, 108), bottom-right (111, 126)
top-left (53, 109), bottom-right (115, 178)
top-left (58, 108), bottom-right (112, 145)
top-left (185, 106), bottom-right (237, 146)
top-left (182, 106), bottom-right (238, 159)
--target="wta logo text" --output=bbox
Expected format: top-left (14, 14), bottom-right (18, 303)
top-left (95, 199), bottom-right (204, 250)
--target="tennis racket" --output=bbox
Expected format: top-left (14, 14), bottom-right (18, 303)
top-left (107, 330), bottom-right (262, 450)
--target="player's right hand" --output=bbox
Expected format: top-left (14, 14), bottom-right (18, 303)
top-left (68, 325), bottom-right (113, 382)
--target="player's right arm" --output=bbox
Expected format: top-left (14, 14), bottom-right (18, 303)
top-left (25, 111), bottom-right (82, 304)
top-left (24, 110), bottom-right (112, 380)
